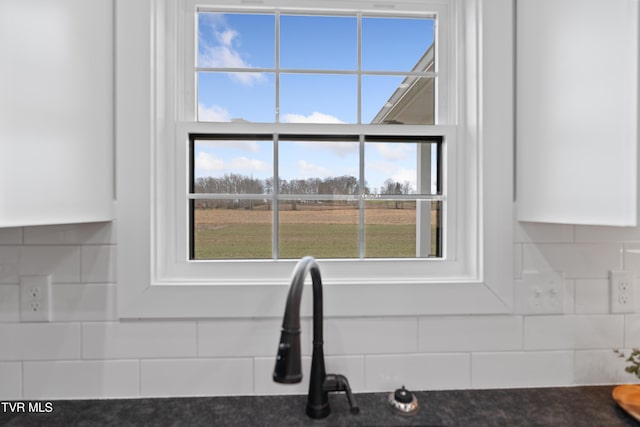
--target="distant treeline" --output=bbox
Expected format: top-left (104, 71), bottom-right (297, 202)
top-left (193, 173), bottom-right (414, 210)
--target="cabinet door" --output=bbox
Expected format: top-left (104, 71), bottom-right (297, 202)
top-left (0, 0), bottom-right (114, 227)
top-left (516, 0), bottom-right (638, 226)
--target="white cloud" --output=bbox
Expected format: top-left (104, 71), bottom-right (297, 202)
top-left (196, 152), bottom-right (225, 172)
top-left (297, 160), bottom-right (332, 178)
top-left (195, 152), bottom-right (269, 175)
top-left (374, 143), bottom-right (414, 161)
top-left (369, 161), bottom-right (417, 192)
top-left (198, 103), bottom-right (231, 122)
top-left (391, 168), bottom-right (417, 191)
top-left (216, 29), bottom-right (238, 47)
top-left (282, 112), bottom-right (345, 124)
top-left (197, 139), bottom-right (262, 153)
top-left (292, 140), bottom-right (357, 157)
top-left (198, 17), bottom-right (265, 86)
top-left (229, 156), bottom-right (269, 172)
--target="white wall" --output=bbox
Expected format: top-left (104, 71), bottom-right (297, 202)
top-left (1, 0), bottom-right (639, 400)
top-left (0, 220), bottom-right (639, 399)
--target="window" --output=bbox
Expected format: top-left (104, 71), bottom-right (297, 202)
top-left (117, 0), bottom-right (515, 318)
top-left (190, 134), bottom-right (442, 260)
top-left (189, 7), bottom-right (447, 262)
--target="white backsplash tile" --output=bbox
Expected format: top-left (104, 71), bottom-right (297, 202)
top-left (19, 246), bottom-right (81, 283)
top-left (623, 243), bottom-right (640, 274)
top-left (53, 284), bottom-right (117, 321)
top-left (418, 316), bottom-right (522, 352)
top-left (0, 228), bottom-right (22, 245)
top-left (524, 315), bottom-right (624, 350)
top-left (254, 356), bottom-right (310, 395)
top-left (2, 217), bottom-right (640, 398)
top-left (0, 362), bottom-right (22, 400)
top-left (323, 317), bottom-right (418, 355)
top-left (0, 323), bottom-right (81, 361)
top-left (574, 349), bottom-right (639, 385)
top-left (472, 351), bottom-right (573, 388)
top-left (522, 243), bottom-right (622, 279)
top-left (23, 360), bottom-right (139, 399)
top-left (82, 321), bottom-right (197, 359)
top-left (365, 353), bottom-right (470, 391)
top-left (574, 279), bottom-right (610, 314)
top-left (623, 314), bottom-right (640, 347)
top-left (198, 318), bottom-right (311, 358)
top-left (0, 284), bottom-right (19, 322)
top-left (141, 358), bottom-right (253, 397)
top-left (0, 246), bottom-right (19, 284)
top-left (80, 245), bottom-right (116, 283)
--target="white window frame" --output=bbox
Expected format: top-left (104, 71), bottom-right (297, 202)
top-left (117, 0), bottom-right (514, 318)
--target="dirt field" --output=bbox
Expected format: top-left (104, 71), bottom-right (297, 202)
top-left (194, 204), bottom-right (419, 229)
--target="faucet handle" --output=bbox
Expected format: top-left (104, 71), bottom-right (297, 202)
top-left (323, 374), bottom-right (360, 415)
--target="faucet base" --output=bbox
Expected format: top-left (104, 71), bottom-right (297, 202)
top-left (306, 402), bottom-right (330, 419)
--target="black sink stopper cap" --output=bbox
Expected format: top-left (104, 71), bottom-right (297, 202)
top-left (394, 386), bottom-right (413, 404)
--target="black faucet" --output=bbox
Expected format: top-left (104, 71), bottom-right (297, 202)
top-left (273, 256), bottom-right (359, 419)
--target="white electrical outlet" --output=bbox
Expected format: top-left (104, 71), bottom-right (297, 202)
top-left (610, 270), bottom-right (636, 313)
top-left (20, 275), bottom-right (52, 322)
top-left (520, 271), bottom-right (565, 315)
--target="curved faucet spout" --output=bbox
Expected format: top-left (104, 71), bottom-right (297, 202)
top-left (273, 256), bottom-right (358, 419)
top-left (273, 256), bottom-right (322, 385)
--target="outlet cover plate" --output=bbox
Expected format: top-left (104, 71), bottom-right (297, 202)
top-left (19, 275), bottom-right (52, 322)
top-left (610, 270), bottom-right (636, 313)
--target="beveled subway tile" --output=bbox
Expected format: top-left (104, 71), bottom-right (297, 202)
top-left (82, 321), bottom-right (196, 359)
top-left (524, 315), bottom-right (623, 350)
top-left (522, 243), bottom-right (621, 279)
top-left (52, 284), bottom-right (117, 321)
top-left (19, 246), bottom-right (81, 283)
top-left (23, 360), bottom-right (139, 399)
top-left (0, 228), bottom-right (22, 245)
top-left (418, 315), bottom-right (522, 352)
top-left (365, 353), bottom-right (470, 392)
top-left (141, 358), bottom-right (253, 397)
top-left (0, 323), bottom-right (81, 361)
top-left (81, 245), bottom-right (116, 283)
top-left (0, 362), bottom-right (22, 400)
top-left (472, 351), bottom-right (573, 388)
top-left (323, 317), bottom-right (417, 355)
top-left (198, 318), bottom-right (311, 357)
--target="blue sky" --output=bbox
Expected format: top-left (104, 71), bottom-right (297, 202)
top-left (195, 12), bottom-right (435, 193)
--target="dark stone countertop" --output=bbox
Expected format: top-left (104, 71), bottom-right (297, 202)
top-left (1, 386), bottom-right (638, 426)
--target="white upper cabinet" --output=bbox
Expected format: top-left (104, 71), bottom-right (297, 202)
top-left (0, 0), bottom-right (114, 227)
top-left (516, 0), bottom-right (638, 226)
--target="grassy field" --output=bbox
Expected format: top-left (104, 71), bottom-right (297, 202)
top-left (193, 203), bottom-right (434, 259)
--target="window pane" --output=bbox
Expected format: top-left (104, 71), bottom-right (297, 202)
top-left (198, 72), bottom-right (275, 122)
top-left (365, 141), bottom-right (417, 195)
top-left (364, 200), bottom-right (415, 258)
top-left (198, 13), bottom-right (275, 69)
top-left (362, 17), bottom-right (435, 72)
top-left (365, 140), bottom-right (439, 196)
top-left (280, 74), bottom-right (357, 124)
top-left (193, 139), bottom-right (272, 193)
top-left (280, 15), bottom-right (356, 70)
top-left (364, 200), bottom-right (441, 258)
top-left (278, 138), bottom-right (359, 194)
top-left (363, 76), bottom-right (435, 125)
top-left (279, 200), bottom-right (359, 259)
top-left (192, 200), bottom-right (272, 259)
